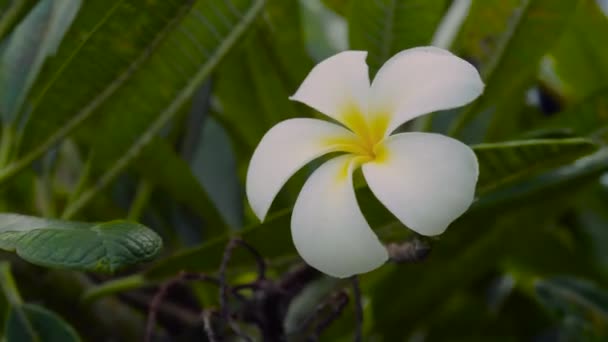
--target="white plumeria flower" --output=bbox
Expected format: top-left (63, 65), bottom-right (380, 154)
top-left (246, 46), bottom-right (484, 278)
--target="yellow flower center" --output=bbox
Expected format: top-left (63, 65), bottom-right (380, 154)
top-left (324, 104), bottom-right (390, 163)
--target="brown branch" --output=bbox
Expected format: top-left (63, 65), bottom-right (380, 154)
top-left (351, 276), bottom-right (363, 342)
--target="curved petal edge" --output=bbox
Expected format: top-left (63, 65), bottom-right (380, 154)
top-left (291, 155), bottom-right (388, 278)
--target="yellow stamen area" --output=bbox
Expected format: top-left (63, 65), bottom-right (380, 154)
top-left (321, 103), bottom-right (392, 181)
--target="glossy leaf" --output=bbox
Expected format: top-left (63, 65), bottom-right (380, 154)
top-left (0, 0), bottom-right (80, 123)
top-left (18, 0), bottom-right (191, 154)
top-left (545, 0), bottom-right (608, 101)
top-left (473, 138), bottom-right (599, 194)
top-left (322, 0), bottom-right (350, 16)
top-left (84, 143), bottom-right (606, 300)
top-left (0, 214), bottom-right (162, 273)
top-left (134, 138), bottom-right (230, 236)
top-left (449, 0), bottom-right (579, 140)
top-left (535, 276), bottom-right (608, 339)
top-left (60, 0), bottom-right (265, 220)
top-left (6, 304), bottom-right (81, 342)
top-left (348, 0), bottom-right (447, 74)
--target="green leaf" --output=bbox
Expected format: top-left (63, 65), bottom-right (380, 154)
top-left (17, 0), bottom-right (191, 155)
top-left (215, 0), bottom-right (313, 161)
top-left (473, 138), bottom-right (599, 194)
top-left (6, 304), bottom-right (81, 342)
top-left (60, 0), bottom-right (265, 219)
top-left (0, 0), bottom-right (37, 42)
top-left (370, 153), bottom-right (608, 340)
top-left (84, 146), bottom-right (608, 302)
top-left (134, 137), bottom-right (230, 235)
top-left (535, 88), bottom-right (608, 139)
top-left (449, 0), bottom-right (579, 140)
top-left (536, 277), bottom-right (608, 318)
top-left (535, 277), bottom-right (608, 338)
top-left (544, 0), bottom-right (608, 102)
top-left (189, 117), bottom-right (242, 229)
top-left (322, 0), bottom-right (350, 16)
top-left (0, 0), bottom-right (80, 123)
top-left (348, 0), bottom-right (447, 75)
top-left (0, 214), bottom-right (162, 273)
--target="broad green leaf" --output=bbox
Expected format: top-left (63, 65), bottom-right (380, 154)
top-left (544, 0), bottom-right (608, 102)
top-left (17, 0), bottom-right (190, 155)
top-left (449, 0), bottom-right (579, 140)
top-left (264, 0), bottom-right (314, 86)
top-left (189, 117), bottom-right (242, 229)
top-left (536, 277), bottom-right (608, 318)
top-left (0, 214), bottom-right (162, 273)
top-left (474, 138), bottom-right (599, 194)
top-left (6, 304), bottom-right (80, 342)
top-left (215, 0), bottom-right (313, 161)
top-left (535, 277), bottom-right (608, 339)
top-left (348, 0), bottom-right (447, 75)
top-left (60, 0), bottom-right (265, 220)
top-left (322, 0), bottom-right (350, 16)
top-left (0, 0), bottom-right (80, 123)
top-left (370, 155), bottom-right (608, 340)
top-left (88, 0), bottom-right (264, 167)
top-left (300, 0), bottom-right (347, 60)
top-left (84, 146), bottom-right (607, 301)
top-left (134, 138), bottom-right (230, 236)
top-left (535, 88), bottom-right (608, 139)
top-left (0, 0), bottom-right (37, 42)
top-left (214, 1), bottom-right (314, 207)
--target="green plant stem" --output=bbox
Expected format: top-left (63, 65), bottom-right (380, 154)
top-left (127, 180), bottom-right (153, 221)
top-left (82, 274), bottom-right (148, 304)
top-left (0, 0), bottom-right (28, 40)
top-left (63, 157), bottom-right (91, 211)
top-left (447, 105), bottom-right (475, 137)
top-left (0, 262), bottom-right (23, 306)
top-left (0, 262), bottom-right (39, 341)
top-left (0, 124), bottom-right (13, 168)
top-left (60, 0), bottom-right (265, 220)
top-left (0, 0), bottom-right (181, 188)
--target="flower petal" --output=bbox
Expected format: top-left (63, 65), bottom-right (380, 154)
top-left (362, 133), bottom-right (478, 236)
top-left (291, 155), bottom-right (388, 278)
top-left (370, 46), bottom-right (484, 134)
top-left (246, 118), bottom-right (356, 221)
top-left (289, 51), bottom-right (370, 123)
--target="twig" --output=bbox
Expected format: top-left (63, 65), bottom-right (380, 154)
top-left (145, 272), bottom-right (220, 342)
top-left (234, 239), bottom-right (267, 280)
top-left (145, 277), bottom-right (182, 342)
top-left (219, 239), bottom-right (239, 321)
top-left (351, 276), bottom-right (363, 342)
top-left (227, 319), bottom-right (254, 342)
top-left (311, 291), bottom-right (350, 340)
top-left (387, 238), bottom-right (431, 263)
top-left (202, 310), bottom-right (218, 342)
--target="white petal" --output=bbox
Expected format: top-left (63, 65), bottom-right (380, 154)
top-left (370, 46), bottom-right (484, 134)
top-left (291, 155), bottom-right (388, 278)
top-left (289, 51), bottom-right (370, 123)
top-left (246, 118), bottom-right (357, 221)
top-left (362, 133), bottom-right (478, 236)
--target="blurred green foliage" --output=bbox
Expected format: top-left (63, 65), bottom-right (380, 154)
top-left (1, 0), bottom-right (608, 340)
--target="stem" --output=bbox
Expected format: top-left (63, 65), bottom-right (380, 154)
top-left (0, 0), bottom-right (29, 41)
top-left (0, 124), bottom-right (14, 168)
top-left (447, 105), bottom-right (475, 138)
top-left (127, 180), bottom-right (153, 221)
top-left (0, 262), bottom-right (23, 306)
top-left (0, 262), bottom-right (40, 342)
top-left (64, 157), bottom-right (92, 210)
top-left (351, 276), bottom-right (363, 342)
top-left (81, 274), bottom-right (148, 304)
top-left (59, 0), bottom-right (264, 220)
